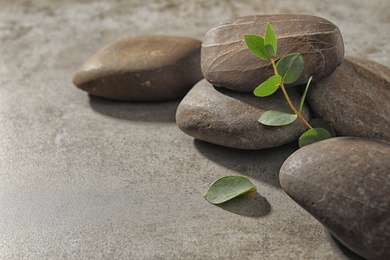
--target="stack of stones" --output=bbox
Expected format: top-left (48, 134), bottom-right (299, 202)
top-left (176, 14), bottom-right (345, 150)
top-left (73, 14), bottom-right (390, 260)
top-left (176, 15), bottom-right (389, 260)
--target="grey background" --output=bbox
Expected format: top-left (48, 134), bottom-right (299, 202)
top-left (1, 0), bottom-right (388, 259)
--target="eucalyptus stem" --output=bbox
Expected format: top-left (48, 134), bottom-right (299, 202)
top-left (244, 22), bottom-right (333, 147)
top-left (270, 58), bottom-right (313, 129)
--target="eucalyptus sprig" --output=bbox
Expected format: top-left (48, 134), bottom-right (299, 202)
top-left (244, 23), bottom-right (334, 147)
top-left (204, 23), bottom-right (336, 206)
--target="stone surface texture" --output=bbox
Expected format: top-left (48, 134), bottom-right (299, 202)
top-left (73, 35), bottom-right (203, 101)
top-left (280, 137), bottom-right (390, 260)
top-left (307, 57), bottom-right (390, 142)
top-left (1, 0), bottom-right (389, 259)
top-left (176, 79), bottom-right (310, 150)
top-left (201, 14), bottom-right (344, 92)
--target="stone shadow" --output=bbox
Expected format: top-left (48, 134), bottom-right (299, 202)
top-left (217, 191), bottom-right (271, 218)
top-left (88, 95), bottom-right (180, 122)
top-left (194, 139), bottom-right (298, 188)
top-left (325, 230), bottom-right (366, 260)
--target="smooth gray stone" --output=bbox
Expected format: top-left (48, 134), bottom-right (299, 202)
top-left (307, 57), bottom-right (390, 142)
top-left (176, 79), bottom-right (310, 150)
top-left (279, 137), bottom-right (390, 260)
top-left (201, 14), bottom-right (344, 92)
top-left (73, 35), bottom-right (203, 101)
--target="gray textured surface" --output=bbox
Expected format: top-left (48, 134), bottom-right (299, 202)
top-left (1, 0), bottom-right (388, 259)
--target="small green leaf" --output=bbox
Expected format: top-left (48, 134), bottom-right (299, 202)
top-left (276, 53), bottom-right (304, 84)
top-left (258, 109), bottom-right (298, 126)
top-left (254, 75), bottom-right (282, 97)
top-left (204, 175), bottom-right (256, 204)
top-left (298, 128), bottom-right (332, 148)
top-left (264, 23), bottom-right (277, 57)
top-left (299, 76), bottom-right (313, 113)
top-left (244, 34), bottom-right (270, 60)
top-left (265, 44), bottom-right (275, 58)
top-left (310, 118), bottom-right (336, 137)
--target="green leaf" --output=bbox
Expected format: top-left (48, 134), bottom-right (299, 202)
top-left (264, 23), bottom-right (277, 57)
top-left (265, 44), bottom-right (275, 59)
top-left (258, 109), bottom-right (298, 126)
top-left (254, 75), bottom-right (282, 97)
top-left (310, 118), bottom-right (336, 137)
top-left (244, 34), bottom-right (270, 60)
top-left (276, 53), bottom-right (304, 84)
top-left (204, 175), bottom-right (256, 204)
top-left (299, 76), bottom-right (313, 113)
top-left (298, 128), bottom-right (332, 148)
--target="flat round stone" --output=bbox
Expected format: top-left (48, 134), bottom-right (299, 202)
top-left (175, 79), bottom-right (310, 150)
top-left (307, 57), bottom-right (390, 142)
top-left (73, 35), bottom-right (203, 101)
top-left (201, 14), bottom-right (344, 92)
top-left (279, 137), bottom-right (390, 259)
